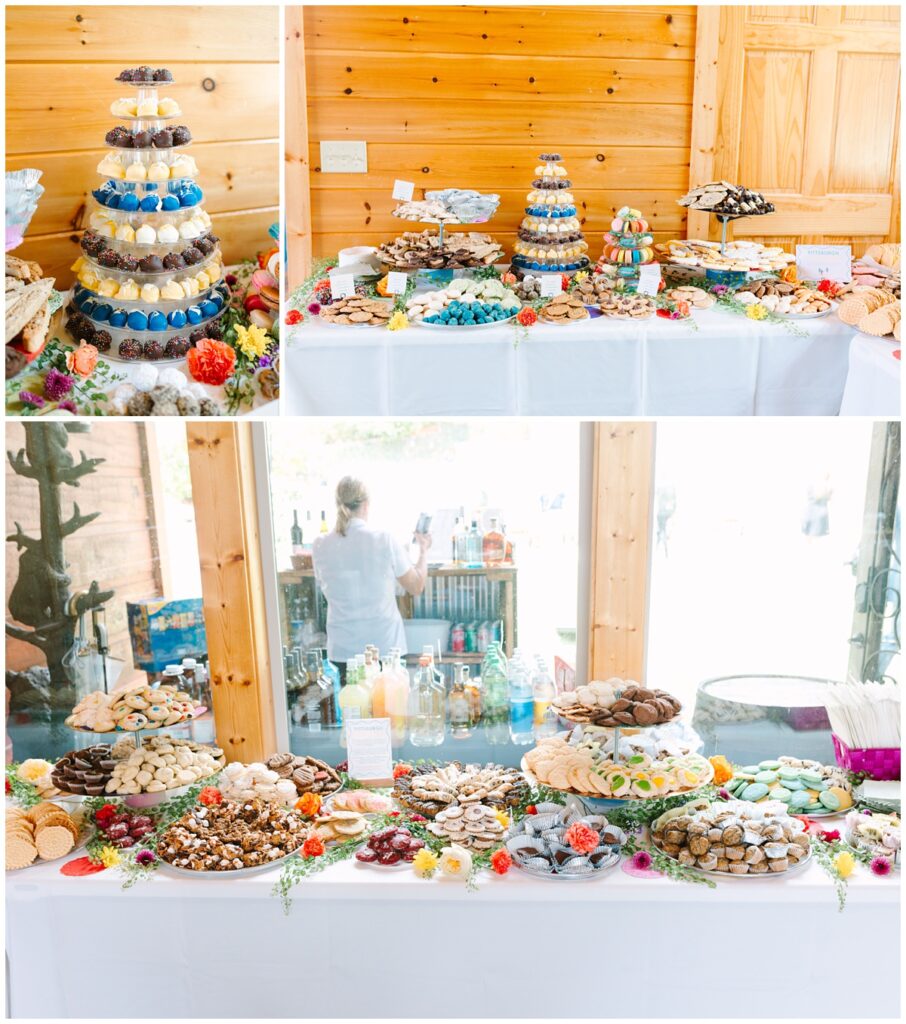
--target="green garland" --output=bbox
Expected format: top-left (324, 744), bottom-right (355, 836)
top-left (621, 830), bottom-right (717, 889)
top-left (5, 764), bottom-right (44, 808)
top-left (810, 835), bottom-right (879, 912)
top-left (6, 340), bottom-right (124, 416)
top-left (272, 839), bottom-right (361, 914)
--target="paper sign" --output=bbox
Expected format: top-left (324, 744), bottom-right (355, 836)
top-left (540, 275), bottom-right (563, 297)
top-left (637, 263), bottom-right (662, 296)
top-left (386, 271), bottom-right (409, 295)
top-left (346, 718), bottom-right (394, 784)
top-left (329, 272), bottom-right (356, 298)
top-left (392, 179), bottom-right (415, 201)
top-left (796, 244), bottom-right (852, 283)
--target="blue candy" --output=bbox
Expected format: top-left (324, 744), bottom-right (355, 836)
top-left (167, 309), bottom-right (187, 328)
top-left (147, 311), bottom-right (168, 332)
top-left (126, 310), bottom-right (148, 331)
top-left (186, 305), bottom-right (203, 325)
top-left (140, 195), bottom-right (162, 212)
top-left (118, 192), bottom-right (140, 211)
top-left (210, 292), bottom-right (224, 310)
top-left (79, 298), bottom-right (96, 315)
top-left (199, 299), bottom-right (218, 318)
top-left (106, 193), bottom-right (120, 209)
top-left (93, 303), bottom-right (113, 322)
top-left (143, 184), bottom-right (158, 192)
top-left (91, 189), bottom-right (106, 203)
top-left (109, 309), bottom-right (127, 328)
top-left (161, 195), bottom-right (180, 211)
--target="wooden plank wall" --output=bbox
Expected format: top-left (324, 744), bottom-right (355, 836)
top-left (5, 422), bottom-right (164, 675)
top-left (303, 5), bottom-right (696, 261)
top-left (5, 5), bottom-right (279, 288)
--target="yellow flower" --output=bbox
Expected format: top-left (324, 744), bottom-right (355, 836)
top-left (746, 302), bottom-right (768, 321)
top-left (834, 851), bottom-right (855, 879)
top-left (494, 809), bottom-right (510, 829)
top-left (438, 844), bottom-right (472, 880)
top-left (412, 848), bottom-right (439, 878)
top-left (16, 759), bottom-right (54, 783)
top-left (574, 270), bottom-right (589, 283)
top-left (99, 845), bottom-right (122, 869)
top-left (387, 311), bottom-right (409, 331)
top-left (234, 323), bottom-right (269, 360)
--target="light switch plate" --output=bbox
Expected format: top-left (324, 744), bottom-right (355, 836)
top-left (320, 141), bottom-right (367, 173)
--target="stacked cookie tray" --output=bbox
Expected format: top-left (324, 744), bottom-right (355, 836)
top-left (64, 66), bottom-right (228, 362)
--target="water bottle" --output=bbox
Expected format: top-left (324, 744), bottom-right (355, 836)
top-left (481, 644), bottom-right (509, 745)
top-left (409, 654), bottom-right (445, 747)
top-left (508, 648), bottom-right (534, 745)
top-left (532, 656), bottom-right (557, 738)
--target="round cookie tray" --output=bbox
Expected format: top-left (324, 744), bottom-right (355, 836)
top-left (773, 305), bottom-right (835, 321)
top-left (54, 777), bottom-right (214, 809)
top-left (680, 847), bottom-right (813, 880)
top-left (103, 140), bottom-right (189, 153)
top-left (157, 850), bottom-right (299, 879)
top-left (511, 848), bottom-right (621, 881)
top-left (536, 311), bottom-right (591, 326)
top-left (67, 707), bottom-right (209, 736)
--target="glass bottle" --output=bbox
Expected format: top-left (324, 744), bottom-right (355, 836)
top-left (305, 649), bottom-right (337, 728)
top-left (320, 510), bottom-right (329, 534)
top-left (465, 669), bottom-right (483, 726)
top-left (338, 659), bottom-right (371, 747)
top-left (408, 653), bottom-right (445, 747)
top-left (384, 649), bottom-right (411, 746)
top-left (482, 517), bottom-right (505, 565)
top-left (508, 647), bottom-right (534, 745)
top-left (305, 511), bottom-right (313, 549)
top-left (452, 510), bottom-right (469, 566)
top-left (532, 656), bottom-right (557, 738)
top-left (466, 519), bottom-right (483, 568)
top-left (502, 522), bottom-right (515, 564)
top-left (370, 652), bottom-right (390, 719)
top-left (194, 661), bottom-right (211, 707)
top-left (291, 509), bottom-right (304, 556)
top-left (421, 644), bottom-right (446, 694)
top-left (481, 644), bottom-right (510, 745)
top-left (448, 663), bottom-right (472, 738)
top-left (321, 652), bottom-right (342, 727)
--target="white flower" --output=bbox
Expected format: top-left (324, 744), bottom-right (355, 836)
top-left (437, 844), bottom-right (472, 880)
top-left (17, 759), bottom-right (54, 787)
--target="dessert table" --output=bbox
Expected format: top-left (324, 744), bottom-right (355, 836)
top-left (285, 308), bottom-right (856, 417)
top-left (839, 332), bottom-right (901, 417)
top-left (7, 850), bottom-right (899, 1019)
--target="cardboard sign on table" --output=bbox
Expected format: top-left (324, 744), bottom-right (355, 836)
top-left (386, 272), bottom-right (408, 295)
top-left (540, 275), bottom-right (563, 297)
top-left (637, 263), bottom-right (662, 296)
top-left (329, 272), bottom-right (357, 298)
top-left (346, 717), bottom-right (394, 787)
top-left (796, 244), bottom-right (852, 283)
top-left (392, 180), bottom-right (415, 202)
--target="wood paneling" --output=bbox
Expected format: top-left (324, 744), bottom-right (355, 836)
top-left (588, 423), bottom-right (654, 684)
top-left (5, 422), bottom-right (163, 675)
top-left (186, 422), bottom-right (276, 765)
top-left (6, 5), bottom-right (279, 288)
top-left (299, 5), bottom-right (695, 268)
top-left (286, 7), bottom-right (312, 293)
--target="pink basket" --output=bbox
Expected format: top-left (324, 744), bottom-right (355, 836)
top-left (832, 734), bottom-right (901, 780)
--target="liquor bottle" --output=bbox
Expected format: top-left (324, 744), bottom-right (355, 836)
top-left (508, 648), bottom-right (534, 745)
top-left (532, 656), bottom-right (557, 738)
top-left (383, 649), bottom-right (411, 746)
top-left (291, 510), bottom-right (304, 556)
top-left (448, 663), bottom-right (472, 738)
top-left (408, 654), bottom-right (445, 746)
top-left (305, 649), bottom-right (337, 728)
top-left (452, 509), bottom-right (469, 566)
top-left (466, 519), bottom-right (483, 568)
top-left (320, 510), bottom-right (328, 534)
top-left (482, 517), bottom-right (505, 565)
top-left (421, 644), bottom-right (446, 693)
top-left (321, 651), bottom-right (342, 727)
top-left (305, 511), bottom-right (313, 549)
top-left (502, 521), bottom-right (515, 564)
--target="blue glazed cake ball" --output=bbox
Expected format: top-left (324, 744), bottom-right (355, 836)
top-left (140, 194), bottom-right (162, 212)
top-left (106, 193), bottom-right (120, 209)
top-left (147, 311), bottom-right (168, 332)
top-left (79, 298), bottom-right (97, 315)
top-left (167, 309), bottom-right (187, 328)
top-left (126, 310), bottom-right (148, 331)
top-left (199, 299), bottom-right (218, 318)
top-left (93, 303), bottom-right (113, 322)
top-left (161, 195), bottom-right (180, 211)
top-left (185, 305), bottom-right (203, 325)
top-left (109, 309), bottom-right (128, 328)
top-left (118, 192), bottom-right (140, 212)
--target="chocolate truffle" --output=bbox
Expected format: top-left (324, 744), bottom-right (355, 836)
top-left (143, 340), bottom-right (165, 360)
top-left (138, 255), bottom-right (164, 273)
top-left (188, 328), bottom-right (206, 346)
top-left (97, 248), bottom-right (120, 268)
top-left (162, 253), bottom-right (185, 270)
top-left (135, 65), bottom-right (154, 82)
top-left (170, 125), bottom-right (191, 146)
top-left (117, 69), bottom-right (134, 82)
top-left (93, 330), bottom-right (112, 353)
top-left (206, 318), bottom-right (224, 340)
top-left (151, 129), bottom-right (173, 149)
top-left (81, 233), bottom-right (105, 257)
top-left (154, 68), bottom-right (174, 82)
top-left (133, 130), bottom-right (153, 149)
top-left (164, 336), bottom-right (190, 358)
top-left (181, 246), bottom-right (203, 266)
top-left (194, 236), bottom-right (215, 256)
top-left (119, 254), bottom-right (140, 273)
top-left (118, 338), bottom-right (142, 360)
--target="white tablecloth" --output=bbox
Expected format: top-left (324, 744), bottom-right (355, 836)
top-left (7, 850), bottom-right (899, 1018)
top-left (839, 332), bottom-right (901, 417)
top-left (285, 308), bottom-right (857, 417)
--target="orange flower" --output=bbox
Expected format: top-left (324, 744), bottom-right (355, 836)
top-left (502, 272), bottom-right (518, 285)
top-left (198, 786), bottom-right (223, 806)
top-left (564, 821), bottom-right (599, 854)
top-left (780, 265), bottom-right (798, 283)
top-left (709, 755), bottom-right (734, 785)
top-left (186, 338), bottom-right (236, 386)
top-left (490, 848), bottom-right (512, 875)
top-left (393, 763), bottom-right (413, 779)
top-left (295, 792), bottom-right (322, 817)
top-left (302, 835), bottom-right (325, 859)
top-left (65, 340), bottom-right (99, 378)
top-left (516, 307), bottom-right (537, 327)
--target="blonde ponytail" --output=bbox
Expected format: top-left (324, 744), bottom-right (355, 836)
top-left (335, 476), bottom-right (369, 536)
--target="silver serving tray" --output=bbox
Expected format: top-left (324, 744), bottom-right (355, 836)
top-left (156, 850), bottom-right (299, 879)
top-left (511, 849), bottom-right (621, 881)
top-left (684, 847), bottom-right (813, 879)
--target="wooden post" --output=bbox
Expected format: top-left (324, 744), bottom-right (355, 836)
top-left (186, 422), bottom-right (276, 763)
top-left (286, 6), bottom-right (312, 288)
top-left (687, 5), bottom-right (721, 239)
top-left (587, 423), bottom-right (655, 682)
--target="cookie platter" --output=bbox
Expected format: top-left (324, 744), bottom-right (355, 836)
top-left (505, 803), bottom-right (625, 880)
top-left (723, 756), bottom-right (854, 817)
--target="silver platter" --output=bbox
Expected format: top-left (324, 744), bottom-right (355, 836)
top-left (156, 850), bottom-right (300, 879)
top-left (681, 848), bottom-right (813, 879)
top-left (511, 849), bottom-right (621, 881)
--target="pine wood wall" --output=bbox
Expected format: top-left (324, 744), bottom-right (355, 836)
top-left (301, 5), bottom-right (697, 264)
top-left (294, 4), bottom-right (900, 273)
top-left (5, 5), bottom-right (279, 288)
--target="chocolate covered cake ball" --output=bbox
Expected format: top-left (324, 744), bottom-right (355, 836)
top-left (133, 129), bottom-right (153, 149)
top-left (194, 236), bottom-right (215, 256)
top-left (81, 233), bottom-right (105, 258)
top-left (118, 338), bottom-right (142, 361)
top-left (93, 330), bottom-right (112, 353)
top-left (119, 254), bottom-right (140, 273)
top-left (67, 314), bottom-right (95, 344)
top-left (138, 255), bottom-right (164, 273)
top-left (143, 340), bottom-right (165, 361)
top-left (205, 318), bottom-right (224, 340)
top-left (151, 129), bottom-right (173, 149)
top-left (135, 65), bottom-right (154, 82)
top-left (188, 328), bottom-right (206, 346)
top-left (162, 253), bottom-right (185, 270)
top-left (97, 248), bottom-right (120, 268)
top-left (181, 246), bottom-right (203, 266)
top-left (116, 68), bottom-right (135, 82)
top-left (154, 68), bottom-right (174, 82)
top-left (170, 125), bottom-right (191, 146)
top-left (164, 336), bottom-right (191, 358)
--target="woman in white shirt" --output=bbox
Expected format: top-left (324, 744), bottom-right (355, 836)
top-left (312, 476), bottom-right (430, 678)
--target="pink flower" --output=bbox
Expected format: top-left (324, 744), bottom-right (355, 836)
top-left (307, 302), bottom-right (321, 315)
top-left (631, 850), bottom-right (652, 870)
top-left (818, 829), bottom-right (841, 843)
top-left (135, 850), bottom-right (156, 867)
top-left (870, 856), bottom-right (892, 876)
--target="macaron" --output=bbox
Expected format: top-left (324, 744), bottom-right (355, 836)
top-left (818, 790), bottom-right (841, 811)
top-left (741, 782), bottom-right (769, 802)
top-left (126, 310), bottom-right (149, 331)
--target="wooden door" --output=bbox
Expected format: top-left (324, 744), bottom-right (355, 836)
top-left (690, 5), bottom-right (900, 252)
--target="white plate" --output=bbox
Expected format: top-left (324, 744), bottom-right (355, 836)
top-left (415, 311), bottom-right (518, 331)
top-left (774, 305), bottom-right (834, 320)
top-left (156, 850), bottom-right (299, 878)
top-left (682, 848), bottom-right (812, 879)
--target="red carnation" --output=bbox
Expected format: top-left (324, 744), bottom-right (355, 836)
top-left (302, 835), bottom-right (325, 859)
top-left (490, 848), bottom-right (512, 875)
top-left (198, 786), bottom-right (223, 807)
top-left (285, 308), bottom-right (303, 325)
top-left (818, 829), bottom-right (841, 843)
top-left (186, 339), bottom-right (236, 386)
top-left (516, 307), bottom-right (537, 327)
top-left (525, 805), bottom-right (537, 815)
top-left (393, 763), bottom-right (413, 779)
top-left (94, 803), bottom-right (118, 827)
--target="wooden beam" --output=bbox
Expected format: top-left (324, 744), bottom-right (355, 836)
top-left (588, 423), bottom-right (655, 682)
top-left (687, 5), bottom-right (721, 238)
top-left (186, 422), bottom-right (276, 763)
top-left (286, 6), bottom-right (312, 287)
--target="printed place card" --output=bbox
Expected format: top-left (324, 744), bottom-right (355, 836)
top-left (392, 179), bottom-right (415, 202)
top-left (346, 718), bottom-right (393, 785)
top-left (540, 275), bottom-right (563, 297)
top-left (636, 263), bottom-right (662, 296)
top-left (796, 244), bottom-right (852, 283)
top-left (328, 271), bottom-right (356, 298)
top-left (386, 271), bottom-right (409, 294)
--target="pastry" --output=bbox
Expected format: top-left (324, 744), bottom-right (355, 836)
top-left (512, 154), bottom-right (589, 273)
top-left (218, 762), bottom-right (299, 806)
top-left (393, 762), bottom-right (527, 818)
top-left (538, 293), bottom-right (589, 323)
top-left (319, 296), bottom-right (393, 326)
top-left (379, 230), bottom-right (502, 270)
top-left (263, 753), bottom-right (342, 796)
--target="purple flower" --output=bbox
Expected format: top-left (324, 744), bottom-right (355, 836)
top-left (870, 856), bottom-right (892, 876)
top-left (307, 302), bottom-right (322, 315)
top-left (135, 850), bottom-right (156, 867)
top-left (631, 850), bottom-right (652, 870)
top-left (257, 355), bottom-right (272, 368)
top-left (718, 787), bottom-right (731, 800)
top-left (57, 399), bottom-right (77, 414)
top-left (19, 390), bottom-right (45, 408)
top-left (225, 274), bottom-right (238, 287)
top-left (44, 368), bottom-right (74, 401)
top-left (712, 284), bottom-right (729, 296)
